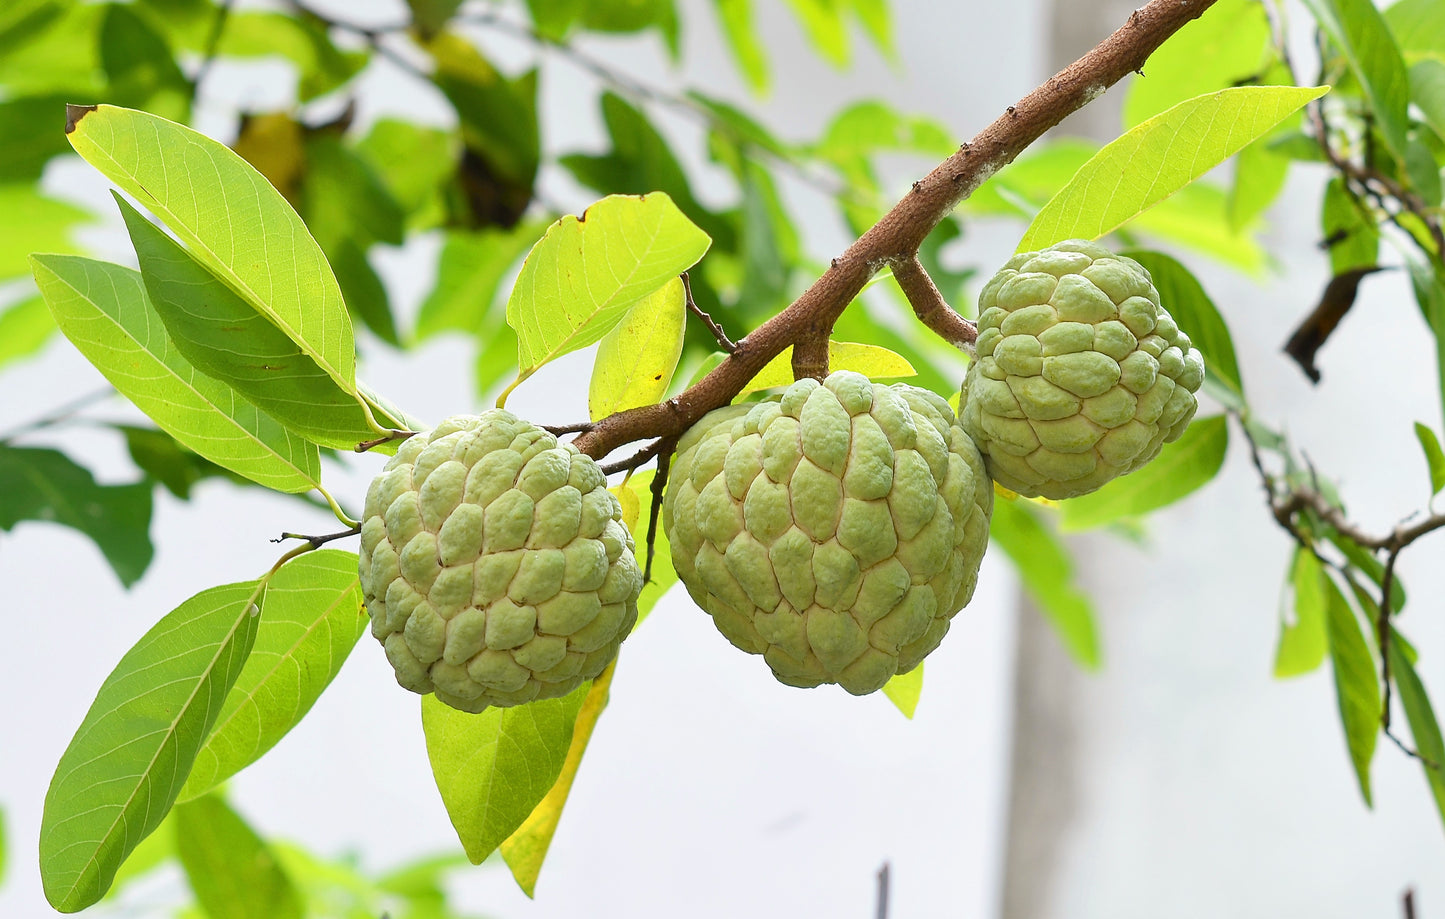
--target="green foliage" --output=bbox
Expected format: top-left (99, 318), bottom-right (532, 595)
top-left (31, 255), bottom-right (323, 493)
top-left (590, 277), bottom-right (687, 420)
top-left (882, 662), bottom-right (924, 719)
top-left (503, 193), bottom-right (710, 395)
top-left (422, 685), bottom-right (589, 865)
top-left (40, 580), bottom-right (263, 911)
top-left (500, 664), bottom-right (615, 897)
top-left (175, 794), bottom-right (305, 919)
top-left (180, 550), bottom-right (367, 802)
top-left (1322, 178), bottom-right (1380, 274)
top-left (65, 106), bottom-right (365, 415)
top-left (1414, 422), bottom-right (1445, 500)
top-left (739, 340), bottom-right (916, 396)
top-left (990, 499), bottom-right (1101, 670)
top-left (1059, 416), bottom-right (1228, 532)
top-left (1274, 547), bottom-right (1329, 679)
top-left (1322, 573), bottom-right (1381, 806)
top-left (1019, 85), bottom-right (1328, 251)
top-left (1388, 636), bottom-right (1445, 832)
top-left (1121, 0), bottom-right (1272, 128)
top-left (0, 443), bottom-right (154, 587)
top-left (1303, 0), bottom-right (1411, 160)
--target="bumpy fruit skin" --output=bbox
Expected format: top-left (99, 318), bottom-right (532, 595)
top-left (663, 371), bottom-right (993, 695)
top-left (958, 239), bottom-right (1205, 499)
top-left (359, 411), bottom-right (642, 713)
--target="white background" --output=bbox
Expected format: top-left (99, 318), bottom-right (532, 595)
top-left (0, 0), bottom-right (1441, 917)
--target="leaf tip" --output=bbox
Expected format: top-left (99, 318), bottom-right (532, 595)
top-left (65, 104), bottom-right (97, 135)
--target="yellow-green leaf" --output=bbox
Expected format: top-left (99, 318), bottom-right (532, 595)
top-left (64, 104), bottom-right (359, 394)
top-left (500, 662), bottom-right (615, 897)
top-left (1019, 85), bottom-right (1328, 250)
top-left (738, 340), bottom-right (916, 397)
top-left (881, 662), bottom-right (923, 719)
top-left (588, 276), bottom-right (685, 420)
top-left (503, 193), bottom-right (709, 399)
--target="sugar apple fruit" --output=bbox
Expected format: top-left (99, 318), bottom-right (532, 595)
top-left (663, 370), bottom-right (993, 695)
top-left (359, 411), bottom-right (643, 713)
top-left (959, 239), bottom-right (1205, 499)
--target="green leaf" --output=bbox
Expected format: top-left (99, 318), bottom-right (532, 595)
top-left (967, 138), bottom-right (1096, 218)
top-left (422, 686), bottom-right (590, 865)
top-left (1122, 250), bottom-right (1243, 397)
top-left (1322, 177), bottom-right (1380, 274)
top-left (115, 196), bottom-right (384, 447)
top-left (1385, 0), bottom-right (1445, 59)
top-left (1128, 182), bottom-right (1270, 274)
top-left (64, 104), bottom-right (360, 394)
top-left (1388, 633), bottom-right (1445, 833)
top-left (1406, 258), bottom-right (1445, 433)
top-left (1275, 546), bottom-right (1329, 677)
top-left (118, 424), bottom-right (244, 500)
top-left (415, 221), bottom-right (550, 340)
top-left (1410, 59), bottom-right (1445, 148)
top-left (354, 119), bottom-right (456, 228)
top-left (1303, 0), bottom-right (1410, 159)
top-left (1321, 573), bottom-right (1380, 806)
top-left (1059, 416), bottom-right (1228, 531)
top-left (407, 0), bottom-right (465, 36)
top-left (327, 236), bottom-right (399, 347)
top-left (0, 444), bottom-right (154, 587)
top-left (990, 499), bottom-right (1101, 669)
top-left (0, 291), bottom-right (54, 368)
top-left (101, 813), bottom-right (174, 902)
top-left (0, 2), bottom-right (103, 97)
top-left (0, 183), bottom-right (91, 280)
top-left (173, 11), bottom-right (366, 101)
top-left (782, 0), bottom-right (848, 67)
top-left (0, 804), bottom-right (6, 888)
top-left (1405, 137), bottom-right (1443, 207)
top-left (738, 340), bottom-right (916, 397)
top-left (711, 0), bottom-right (768, 93)
top-left (589, 276), bottom-right (686, 420)
top-left (429, 36), bottom-right (539, 192)
top-left (500, 663), bottom-right (615, 897)
top-left (174, 794), bottom-right (304, 919)
top-left (40, 580), bottom-right (263, 911)
top-left (526, 0), bottom-right (582, 39)
top-left (0, 93), bottom-right (77, 182)
top-left (619, 470), bottom-right (677, 628)
top-left (503, 193), bottom-right (710, 393)
top-left (301, 135), bottom-right (406, 250)
top-left (1121, 0), bottom-right (1271, 128)
top-left (30, 254), bottom-right (322, 493)
top-left (1229, 134), bottom-right (1292, 231)
top-left (98, 4), bottom-right (190, 122)
top-left (180, 550), bottom-right (366, 802)
top-left (1019, 85), bottom-right (1328, 250)
top-left (882, 662), bottom-right (923, 719)
top-left (1414, 422), bottom-right (1445, 498)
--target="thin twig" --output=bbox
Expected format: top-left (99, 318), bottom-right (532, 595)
top-left (683, 272), bottom-right (737, 353)
top-left (355, 430), bottom-right (418, 453)
top-left (643, 440), bottom-right (676, 583)
top-left (543, 422), bottom-right (597, 436)
top-left (600, 438), bottom-right (667, 476)
top-left (272, 524), bottom-right (361, 551)
top-left (1403, 888), bottom-right (1416, 919)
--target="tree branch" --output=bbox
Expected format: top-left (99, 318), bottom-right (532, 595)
top-left (892, 256), bottom-right (977, 349)
top-left (572, 0), bottom-right (1219, 460)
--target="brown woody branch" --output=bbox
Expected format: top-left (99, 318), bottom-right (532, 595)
top-left (572, 0), bottom-right (1220, 460)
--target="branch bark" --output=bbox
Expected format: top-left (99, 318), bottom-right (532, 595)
top-left (572, 0), bottom-right (1220, 460)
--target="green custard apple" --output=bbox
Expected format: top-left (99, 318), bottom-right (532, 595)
top-left (359, 411), bottom-right (643, 713)
top-left (959, 239), bottom-right (1205, 499)
top-left (663, 370), bottom-right (993, 695)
